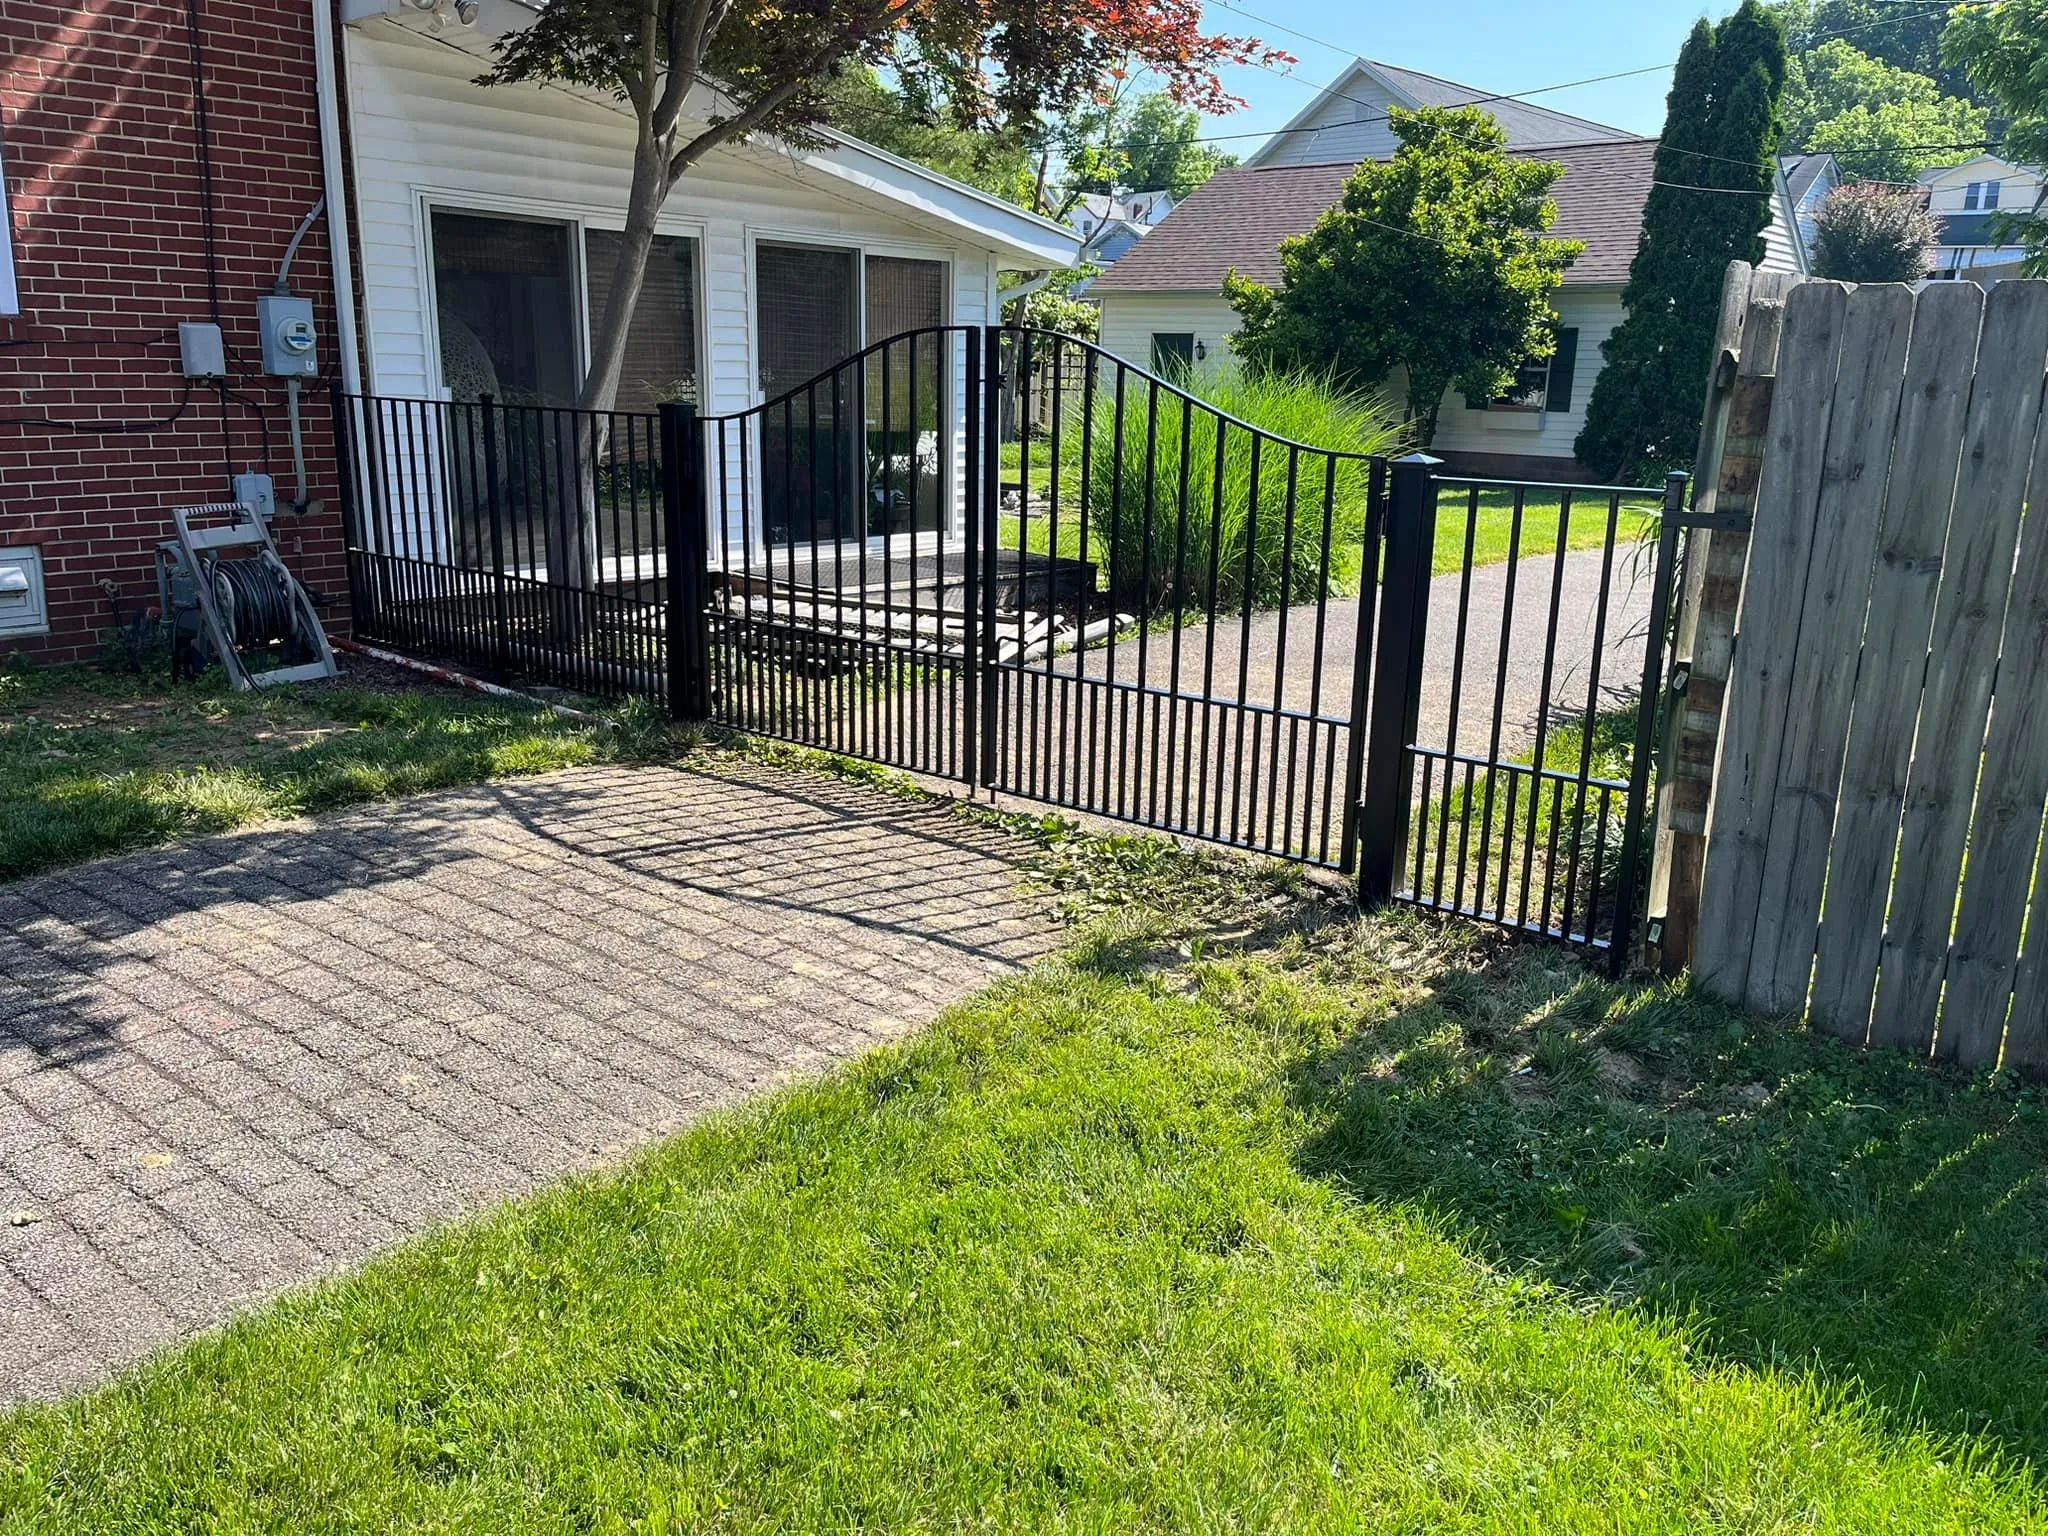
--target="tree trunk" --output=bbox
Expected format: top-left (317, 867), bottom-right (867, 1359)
top-left (542, 144), bottom-right (667, 640)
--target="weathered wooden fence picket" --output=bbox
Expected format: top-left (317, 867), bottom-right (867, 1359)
top-left (1666, 271), bottom-right (2048, 1069)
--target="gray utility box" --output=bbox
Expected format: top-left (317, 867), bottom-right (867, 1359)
top-left (178, 322), bottom-right (226, 379)
top-left (257, 295), bottom-right (319, 377)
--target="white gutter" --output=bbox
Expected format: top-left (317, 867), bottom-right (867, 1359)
top-left (311, 0), bottom-right (364, 394)
top-left (997, 272), bottom-right (1056, 304)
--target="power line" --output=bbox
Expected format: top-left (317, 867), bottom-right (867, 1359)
top-left (830, 4), bottom-right (1996, 168)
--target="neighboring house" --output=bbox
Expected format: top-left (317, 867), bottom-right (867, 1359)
top-left (1781, 152), bottom-right (1840, 255)
top-left (337, 0), bottom-right (1076, 552)
top-left (1921, 154), bottom-right (2045, 281)
top-left (1071, 218), bottom-right (1149, 297)
top-left (1092, 57), bottom-right (1809, 480)
top-left (1069, 190), bottom-right (1176, 238)
top-left (0, 0), bottom-right (351, 662)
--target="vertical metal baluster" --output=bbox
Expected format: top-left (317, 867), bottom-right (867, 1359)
top-left (1474, 488), bottom-right (1525, 922)
top-left (1014, 328), bottom-right (1035, 792)
top-left (1229, 434), bottom-right (1263, 845)
top-left (1587, 784), bottom-right (1612, 946)
top-left (854, 347), bottom-right (873, 764)
top-left (1131, 375), bottom-right (1160, 824)
top-left (1542, 774), bottom-right (1569, 935)
top-left (1068, 350), bottom-right (1097, 808)
top-left (909, 332), bottom-right (929, 772)
top-left (1165, 386), bottom-right (1195, 834)
top-left (1042, 333), bottom-right (1066, 801)
top-left (1198, 417), bottom-right (1228, 841)
top-left (1267, 445), bottom-right (1301, 854)
top-left (1415, 756), bottom-right (1435, 901)
top-left (1607, 477), bottom-right (1685, 968)
top-left (745, 421), bottom-right (761, 733)
top-left (1336, 459), bottom-right (1385, 875)
top-left (1435, 486), bottom-right (1479, 903)
top-left (1557, 491), bottom-right (1623, 944)
top-left (1307, 455), bottom-right (1340, 862)
top-left (1100, 364), bottom-right (1127, 815)
top-left (1520, 490), bottom-right (1573, 931)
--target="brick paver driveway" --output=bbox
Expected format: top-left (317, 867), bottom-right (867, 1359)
top-left (0, 756), bottom-right (1057, 1404)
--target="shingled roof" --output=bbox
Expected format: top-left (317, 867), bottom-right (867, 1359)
top-left (1365, 62), bottom-right (1639, 148)
top-left (1089, 138), bottom-right (1659, 295)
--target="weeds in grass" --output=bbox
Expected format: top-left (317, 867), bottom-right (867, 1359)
top-left (0, 662), bottom-right (620, 879)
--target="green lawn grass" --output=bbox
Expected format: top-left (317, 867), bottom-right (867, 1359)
top-left (0, 660), bottom-right (632, 880)
top-left (996, 442), bottom-right (1657, 589)
top-left (5, 896), bottom-right (2046, 1530)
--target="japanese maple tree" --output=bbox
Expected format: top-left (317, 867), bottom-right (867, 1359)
top-left (482, 0), bottom-right (1286, 417)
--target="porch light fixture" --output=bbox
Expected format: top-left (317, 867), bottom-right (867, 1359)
top-left (1193, 339), bottom-right (1206, 361)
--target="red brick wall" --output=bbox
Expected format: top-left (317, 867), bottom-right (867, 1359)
top-left (1, 0), bottom-right (348, 664)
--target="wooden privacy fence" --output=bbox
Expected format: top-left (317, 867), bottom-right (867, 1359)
top-left (1670, 272), bottom-right (2048, 1069)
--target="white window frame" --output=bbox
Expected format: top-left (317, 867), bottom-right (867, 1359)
top-left (0, 125), bottom-right (20, 317)
top-left (412, 188), bottom-right (711, 408)
top-left (741, 226), bottom-right (958, 556)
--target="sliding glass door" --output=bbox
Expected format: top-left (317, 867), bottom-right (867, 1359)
top-left (864, 256), bottom-right (946, 538)
top-left (755, 243), bottom-right (950, 549)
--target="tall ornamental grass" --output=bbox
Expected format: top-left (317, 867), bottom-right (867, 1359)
top-left (1071, 363), bottom-right (1405, 613)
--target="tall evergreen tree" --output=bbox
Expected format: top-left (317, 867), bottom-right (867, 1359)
top-left (1576, 1), bottom-right (1787, 481)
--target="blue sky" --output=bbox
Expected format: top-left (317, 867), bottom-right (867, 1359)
top-left (1193, 0), bottom-right (1740, 151)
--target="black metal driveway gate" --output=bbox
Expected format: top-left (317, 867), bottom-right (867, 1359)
top-left (335, 325), bottom-right (1681, 966)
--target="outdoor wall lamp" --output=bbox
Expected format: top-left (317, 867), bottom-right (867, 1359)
top-left (1194, 340), bottom-right (1207, 361)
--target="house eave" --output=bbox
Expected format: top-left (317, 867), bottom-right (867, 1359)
top-left (343, 0), bottom-right (1080, 270)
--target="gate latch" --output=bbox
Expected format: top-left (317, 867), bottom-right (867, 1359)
top-left (1669, 663), bottom-right (1692, 696)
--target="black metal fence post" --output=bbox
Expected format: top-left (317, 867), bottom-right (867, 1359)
top-left (1356, 452), bottom-right (1441, 906)
top-left (328, 382), bottom-right (369, 635)
top-left (1338, 456), bottom-right (1388, 874)
top-left (660, 400), bottom-right (713, 722)
top-left (1606, 469), bottom-right (1688, 972)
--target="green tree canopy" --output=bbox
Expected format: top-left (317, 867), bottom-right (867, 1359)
top-left (1946, 0), bottom-right (2048, 273)
top-left (1771, 0), bottom-right (1987, 105)
top-left (1222, 105), bottom-right (1582, 441)
top-left (1784, 39), bottom-right (1988, 180)
top-left (823, 66), bottom-right (1035, 204)
top-left (1576, 1), bottom-right (1786, 482)
top-left (1063, 90), bottom-right (1236, 202)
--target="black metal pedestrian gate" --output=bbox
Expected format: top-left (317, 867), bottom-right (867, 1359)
top-left (334, 326), bottom-right (1680, 966)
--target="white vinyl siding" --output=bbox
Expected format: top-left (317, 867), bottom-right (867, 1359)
top-left (1100, 288), bottom-right (1622, 470)
top-left (1253, 74), bottom-right (1409, 169)
top-left (1096, 292), bottom-right (1245, 374)
top-left (344, 24), bottom-right (998, 414)
top-left (1427, 289), bottom-right (1624, 463)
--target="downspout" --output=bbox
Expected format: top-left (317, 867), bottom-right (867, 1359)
top-left (310, 0), bottom-right (363, 395)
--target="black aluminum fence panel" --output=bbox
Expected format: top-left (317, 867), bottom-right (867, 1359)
top-left (333, 391), bottom-right (667, 699)
top-left (334, 327), bottom-right (1679, 969)
top-left (697, 327), bottom-right (980, 780)
top-left (1380, 470), bottom-right (1684, 963)
top-left (986, 328), bottom-right (1380, 867)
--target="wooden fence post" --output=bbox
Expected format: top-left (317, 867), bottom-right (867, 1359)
top-left (1691, 280), bottom-right (1850, 1003)
top-left (1646, 265), bottom-right (1794, 972)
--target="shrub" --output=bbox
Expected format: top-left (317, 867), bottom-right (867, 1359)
top-left (1070, 362), bottom-right (1406, 612)
top-left (1811, 182), bottom-right (1939, 282)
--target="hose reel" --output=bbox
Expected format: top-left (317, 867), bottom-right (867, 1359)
top-left (157, 501), bottom-right (337, 689)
